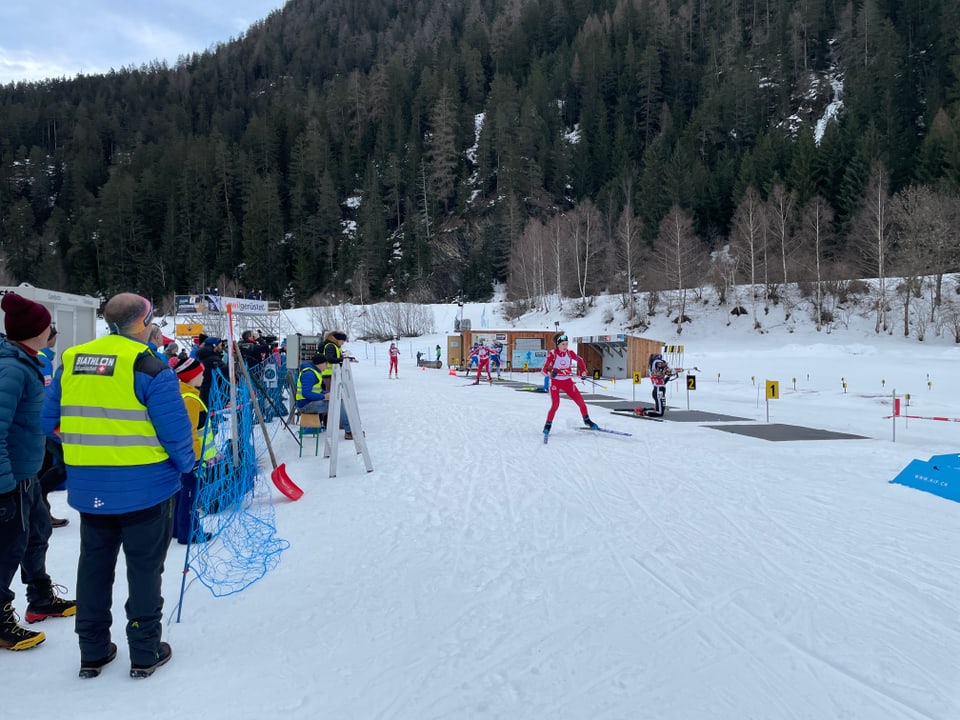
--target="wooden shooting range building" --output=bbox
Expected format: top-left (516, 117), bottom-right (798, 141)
top-left (447, 329), bottom-right (663, 380)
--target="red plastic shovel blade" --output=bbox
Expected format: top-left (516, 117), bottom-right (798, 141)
top-left (271, 464), bottom-right (303, 501)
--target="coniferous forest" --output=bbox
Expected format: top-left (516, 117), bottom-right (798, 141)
top-left (0, 0), bottom-right (958, 315)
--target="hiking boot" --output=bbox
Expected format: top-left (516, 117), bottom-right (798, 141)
top-left (344, 432), bottom-right (353, 440)
top-left (582, 415), bottom-right (599, 430)
top-left (25, 584), bottom-right (76, 623)
top-left (130, 641), bottom-right (172, 678)
top-left (0, 602), bottom-right (45, 651)
top-left (79, 642), bottom-right (118, 679)
top-left (50, 514), bottom-right (69, 528)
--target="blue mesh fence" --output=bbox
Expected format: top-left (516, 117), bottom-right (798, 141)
top-left (185, 361), bottom-right (290, 598)
top-left (246, 353), bottom-right (288, 422)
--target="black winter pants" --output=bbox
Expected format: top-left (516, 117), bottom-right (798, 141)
top-left (76, 497), bottom-right (174, 665)
top-left (0, 477), bottom-right (52, 607)
top-left (649, 385), bottom-right (667, 416)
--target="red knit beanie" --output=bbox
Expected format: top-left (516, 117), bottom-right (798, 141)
top-left (173, 357), bottom-right (204, 384)
top-left (2, 292), bottom-right (52, 342)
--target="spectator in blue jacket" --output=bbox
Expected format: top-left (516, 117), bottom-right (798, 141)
top-left (0, 293), bottom-right (75, 652)
top-left (295, 354), bottom-right (328, 415)
top-left (42, 292), bottom-right (195, 679)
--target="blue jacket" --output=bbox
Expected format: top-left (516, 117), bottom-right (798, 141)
top-left (0, 336), bottom-right (46, 494)
top-left (296, 361), bottom-right (326, 407)
top-left (38, 346), bottom-right (55, 385)
top-left (41, 335), bottom-right (196, 514)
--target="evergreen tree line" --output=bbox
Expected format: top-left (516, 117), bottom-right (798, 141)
top-left (0, 0), bottom-right (957, 308)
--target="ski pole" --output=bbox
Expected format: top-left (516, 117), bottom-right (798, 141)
top-left (580, 375), bottom-right (608, 390)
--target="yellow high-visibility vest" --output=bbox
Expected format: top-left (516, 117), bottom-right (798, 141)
top-left (60, 334), bottom-right (169, 467)
top-left (181, 389), bottom-right (217, 463)
top-left (296, 366), bottom-right (323, 401)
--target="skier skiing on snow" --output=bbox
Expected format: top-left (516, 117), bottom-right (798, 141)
top-left (541, 332), bottom-right (597, 437)
top-left (472, 342), bottom-right (493, 384)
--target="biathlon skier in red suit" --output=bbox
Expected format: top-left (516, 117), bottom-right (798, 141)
top-left (473, 342), bottom-right (493, 384)
top-left (541, 332), bottom-right (597, 437)
top-left (388, 342), bottom-right (399, 378)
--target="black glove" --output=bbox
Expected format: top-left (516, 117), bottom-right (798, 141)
top-left (550, 370), bottom-right (558, 379)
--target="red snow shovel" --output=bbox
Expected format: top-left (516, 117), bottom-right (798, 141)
top-left (236, 347), bottom-right (303, 501)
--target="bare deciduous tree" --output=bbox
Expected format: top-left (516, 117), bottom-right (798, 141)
top-left (360, 302), bottom-right (437, 340)
top-left (729, 187), bottom-right (767, 328)
top-left (797, 195), bottom-right (835, 331)
top-left (615, 178), bottom-right (644, 322)
top-left (507, 218), bottom-right (549, 311)
top-left (568, 199), bottom-right (604, 314)
top-left (767, 183), bottom-right (798, 318)
top-left (891, 185), bottom-right (939, 337)
top-left (654, 204), bottom-right (701, 334)
top-left (851, 161), bottom-right (893, 334)
top-left (545, 213), bottom-right (566, 311)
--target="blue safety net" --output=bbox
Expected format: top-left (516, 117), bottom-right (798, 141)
top-left (186, 361), bottom-right (290, 597)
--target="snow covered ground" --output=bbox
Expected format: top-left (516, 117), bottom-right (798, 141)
top-left (6, 296), bottom-right (960, 719)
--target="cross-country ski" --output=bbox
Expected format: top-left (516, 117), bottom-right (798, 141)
top-left (576, 426), bottom-right (633, 437)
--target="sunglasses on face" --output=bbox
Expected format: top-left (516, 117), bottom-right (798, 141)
top-left (143, 301), bottom-right (154, 327)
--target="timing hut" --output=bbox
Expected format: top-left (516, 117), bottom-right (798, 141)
top-left (447, 329), bottom-right (663, 379)
top-left (0, 283), bottom-right (98, 350)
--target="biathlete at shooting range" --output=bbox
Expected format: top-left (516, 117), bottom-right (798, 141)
top-left (642, 353), bottom-right (682, 417)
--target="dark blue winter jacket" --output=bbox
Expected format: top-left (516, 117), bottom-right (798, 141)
top-left (0, 336), bottom-right (46, 494)
top-left (41, 335), bottom-right (195, 514)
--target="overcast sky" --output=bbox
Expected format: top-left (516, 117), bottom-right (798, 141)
top-left (0, 1), bottom-right (287, 85)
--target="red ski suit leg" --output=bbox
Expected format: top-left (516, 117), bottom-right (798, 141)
top-left (477, 358), bottom-right (491, 381)
top-left (545, 377), bottom-right (588, 422)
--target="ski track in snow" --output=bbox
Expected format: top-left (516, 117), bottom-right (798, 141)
top-left (7, 308), bottom-right (960, 720)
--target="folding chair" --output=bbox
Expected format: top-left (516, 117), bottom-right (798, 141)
top-left (298, 413), bottom-right (324, 457)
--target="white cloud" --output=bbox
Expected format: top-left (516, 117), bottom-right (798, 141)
top-left (0, 1), bottom-right (286, 84)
